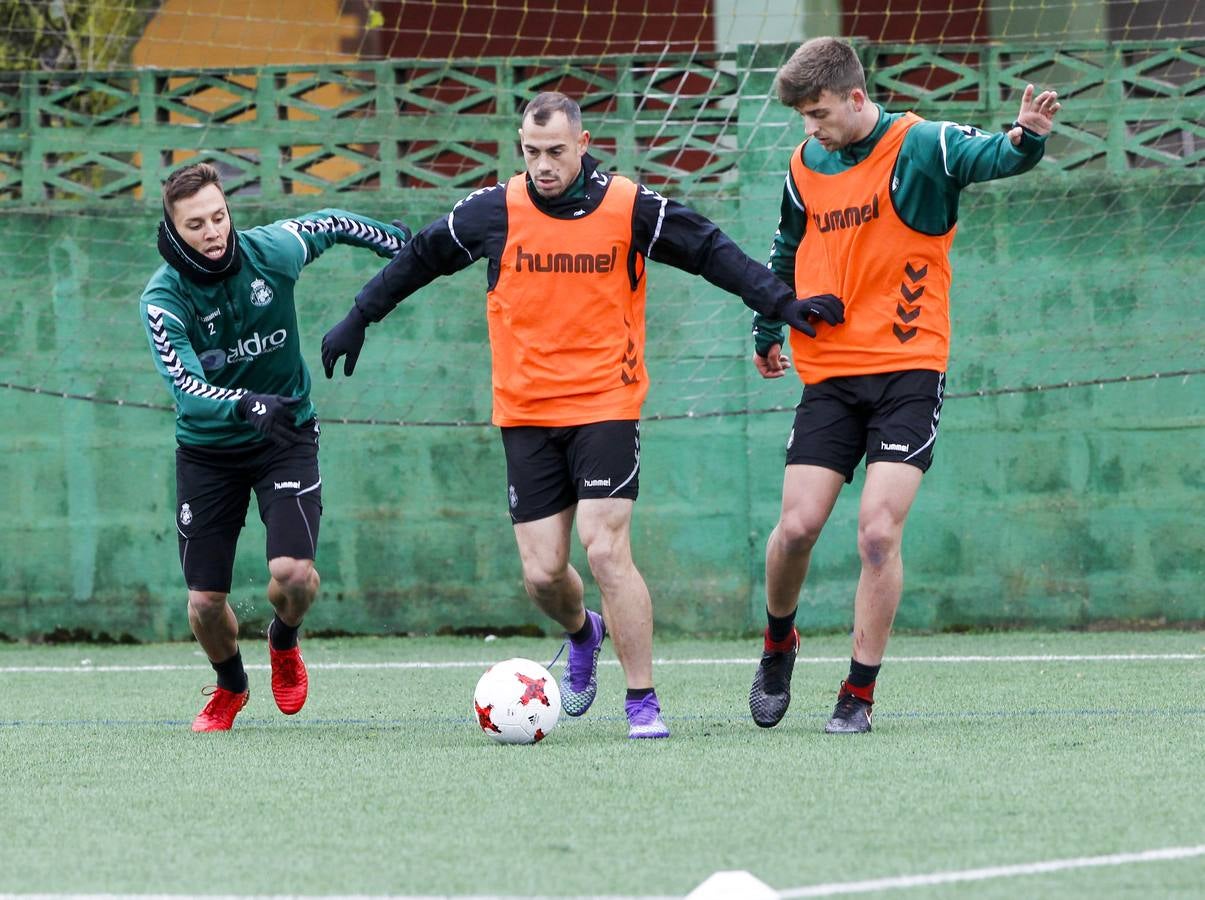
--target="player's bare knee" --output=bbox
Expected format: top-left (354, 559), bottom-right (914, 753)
top-left (269, 557), bottom-right (317, 598)
top-left (522, 561), bottom-right (566, 598)
top-left (775, 514), bottom-right (823, 555)
top-left (857, 524), bottom-right (900, 571)
top-left (584, 539), bottom-right (616, 573)
top-left (584, 537), bottom-right (628, 583)
top-left (188, 590), bottom-right (228, 620)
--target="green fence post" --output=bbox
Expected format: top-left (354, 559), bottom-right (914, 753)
top-left (255, 69), bottom-right (282, 198)
top-left (21, 71), bottom-right (40, 203)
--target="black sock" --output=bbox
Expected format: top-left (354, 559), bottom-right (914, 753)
top-left (568, 615), bottom-right (594, 644)
top-left (626, 687), bottom-right (655, 702)
top-left (847, 657), bottom-right (881, 688)
top-left (213, 649), bottom-right (247, 693)
top-left (269, 615), bottom-right (299, 651)
top-left (767, 607), bottom-right (797, 643)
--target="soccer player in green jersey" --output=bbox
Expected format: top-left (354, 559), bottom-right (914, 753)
top-left (139, 163), bottom-right (408, 731)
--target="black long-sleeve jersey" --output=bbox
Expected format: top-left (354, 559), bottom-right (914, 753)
top-left (353, 154), bottom-right (794, 321)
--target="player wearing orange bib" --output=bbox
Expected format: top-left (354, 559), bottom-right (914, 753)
top-left (322, 92), bottom-right (839, 739)
top-left (747, 38), bottom-right (1061, 733)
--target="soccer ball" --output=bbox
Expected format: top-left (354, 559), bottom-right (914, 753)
top-left (472, 657), bottom-right (561, 744)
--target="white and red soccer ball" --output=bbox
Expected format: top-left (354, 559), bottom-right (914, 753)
top-left (473, 657), bottom-right (560, 744)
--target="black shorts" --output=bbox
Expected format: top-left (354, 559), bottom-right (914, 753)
top-left (175, 426), bottom-right (322, 592)
top-left (785, 370), bottom-right (945, 482)
top-left (501, 420), bottom-right (641, 523)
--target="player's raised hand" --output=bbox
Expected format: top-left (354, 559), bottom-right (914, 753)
top-left (753, 343), bottom-right (791, 379)
top-left (1009, 84), bottom-right (1061, 144)
top-left (321, 305), bottom-right (369, 378)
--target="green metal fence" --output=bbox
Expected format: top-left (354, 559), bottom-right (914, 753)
top-left (1, 41), bottom-right (1201, 640)
top-left (0, 40), bottom-right (1200, 208)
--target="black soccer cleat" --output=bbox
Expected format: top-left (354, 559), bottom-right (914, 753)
top-left (749, 629), bottom-right (798, 728)
top-left (824, 682), bottom-right (873, 734)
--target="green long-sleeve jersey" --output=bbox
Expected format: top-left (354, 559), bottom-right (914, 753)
top-left (753, 104), bottom-right (1047, 354)
top-left (140, 209), bottom-right (406, 447)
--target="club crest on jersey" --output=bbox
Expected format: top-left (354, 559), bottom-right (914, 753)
top-left (179, 503), bottom-right (193, 525)
top-left (250, 278), bottom-right (274, 307)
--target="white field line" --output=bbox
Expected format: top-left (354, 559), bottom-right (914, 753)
top-left (778, 843), bottom-right (1205, 897)
top-left (0, 652), bottom-right (1201, 674)
top-left (0, 895), bottom-right (675, 900)
top-left (0, 895), bottom-right (674, 900)
top-left (1, 846), bottom-right (1202, 900)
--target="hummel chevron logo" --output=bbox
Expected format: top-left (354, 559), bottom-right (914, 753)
top-left (620, 331), bottom-right (638, 382)
top-left (251, 401), bottom-right (267, 416)
top-left (896, 261), bottom-right (927, 342)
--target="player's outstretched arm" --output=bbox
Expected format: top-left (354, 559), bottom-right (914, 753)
top-left (1008, 83), bottom-right (1061, 145)
top-left (321, 183), bottom-right (508, 379)
top-left (280, 210), bottom-right (410, 265)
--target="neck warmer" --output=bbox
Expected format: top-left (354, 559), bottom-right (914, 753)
top-left (157, 205), bottom-right (242, 285)
top-left (526, 154), bottom-right (598, 215)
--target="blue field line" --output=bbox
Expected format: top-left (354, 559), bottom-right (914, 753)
top-left (2, 706), bottom-right (1204, 731)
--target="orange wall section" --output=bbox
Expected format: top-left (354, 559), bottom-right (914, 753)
top-left (131, 0), bottom-right (365, 68)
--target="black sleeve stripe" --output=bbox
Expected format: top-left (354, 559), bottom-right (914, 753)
top-left (146, 307), bottom-right (245, 403)
top-left (284, 215), bottom-right (402, 256)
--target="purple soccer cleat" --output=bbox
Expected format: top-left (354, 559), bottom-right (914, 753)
top-left (625, 691), bottom-right (670, 739)
top-left (560, 609), bottom-right (606, 716)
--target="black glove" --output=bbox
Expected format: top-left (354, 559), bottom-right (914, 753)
top-left (391, 219), bottom-right (413, 243)
top-left (321, 305), bottom-right (369, 378)
top-left (777, 293), bottom-right (845, 338)
top-left (235, 393), bottom-right (305, 445)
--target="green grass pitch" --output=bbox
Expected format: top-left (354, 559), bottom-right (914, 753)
top-left (1, 631), bottom-right (1203, 898)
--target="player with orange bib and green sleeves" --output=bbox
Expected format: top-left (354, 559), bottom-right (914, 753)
top-left (747, 38), bottom-right (1062, 733)
top-left (321, 91), bottom-right (839, 740)
top-left (139, 162), bottom-right (408, 731)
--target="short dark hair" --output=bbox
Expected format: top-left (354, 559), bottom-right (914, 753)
top-left (162, 162), bottom-right (223, 210)
top-left (774, 37), bottom-right (867, 108)
top-left (522, 91), bottom-right (582, 129)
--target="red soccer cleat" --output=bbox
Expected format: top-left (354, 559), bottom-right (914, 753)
top-left (191, 686), bottom-right (249, 732)
top-left (269, 643), bottom-right (309, 715)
